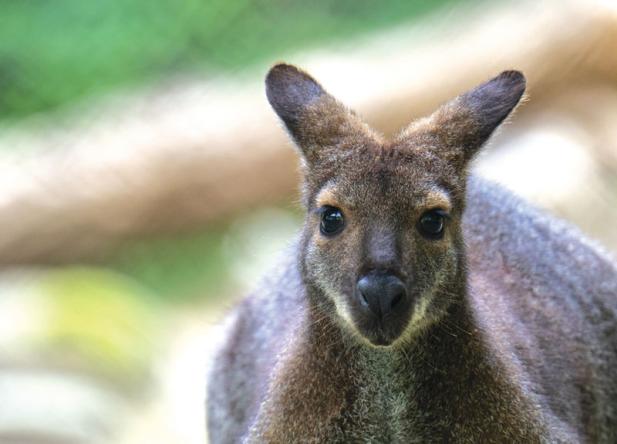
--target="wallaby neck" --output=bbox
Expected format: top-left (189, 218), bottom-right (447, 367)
top-left (279, 280), bottom-right (545, 441)
top-left (247, 276), bottom-right (545, 442)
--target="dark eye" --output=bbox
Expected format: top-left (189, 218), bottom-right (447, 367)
top-left (320, 206), bottom-right (345, 236)
top-left (418, 209), bottom-right (447, 239)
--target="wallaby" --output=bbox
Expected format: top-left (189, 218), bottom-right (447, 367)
top-left (207, 64), bottom-right (617, 443)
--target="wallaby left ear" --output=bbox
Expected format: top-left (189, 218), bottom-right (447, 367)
top-left (399, 71), bottom-right (526, 165)
top-left (265, 63), bottom-right (376, 164)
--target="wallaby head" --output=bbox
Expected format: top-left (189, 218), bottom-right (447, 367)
top-left (266, 64), bottom-right (525, 347)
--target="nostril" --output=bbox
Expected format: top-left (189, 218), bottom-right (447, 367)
top-left (390, 290), bottom-right (404, 310)
top-left (383, 277), bottom-right (407, 315)
top-left (359, 289), bottom-right (369, 307)
top-left (357, 276), bottom-right (377, 313)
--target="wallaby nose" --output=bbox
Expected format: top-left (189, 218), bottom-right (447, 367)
top-left (357, 273), bottom-right (407, 318)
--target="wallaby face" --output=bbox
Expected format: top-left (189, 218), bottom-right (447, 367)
top-left (266, 64), bottom-right (525, 347)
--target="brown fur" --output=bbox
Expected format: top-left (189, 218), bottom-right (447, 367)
top-left (207, 64), bottom-right (617, 443)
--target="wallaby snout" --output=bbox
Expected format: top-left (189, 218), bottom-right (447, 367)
top-left (357, 272), bottom-right (409, 322)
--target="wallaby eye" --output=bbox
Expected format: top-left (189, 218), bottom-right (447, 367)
top-left (320, 206), bottom-right (345, 236)
top-left (418, 209), bottom-right (447, 239)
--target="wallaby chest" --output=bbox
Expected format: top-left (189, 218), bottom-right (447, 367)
top-left (265, 316), bottom-right (550, 443)
top-left (337, 351), bottom-right (420, 443)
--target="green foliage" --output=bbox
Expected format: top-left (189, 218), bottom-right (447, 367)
top-left (108, 227), bottom-right (231, 303)
top-left (40, 267), bottom-right (160, 385)
top-left (107, 205), bottom-right (303, 304)
top-left (0, 0), bottom-right (457, 122)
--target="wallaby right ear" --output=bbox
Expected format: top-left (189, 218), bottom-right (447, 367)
top-left (396, 70), bottom-right (526, 169)
top-left (266, 63), bottom-right (374, 163)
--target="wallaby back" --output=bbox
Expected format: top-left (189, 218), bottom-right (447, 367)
top-left (207, 65), bottom-right (617, 443)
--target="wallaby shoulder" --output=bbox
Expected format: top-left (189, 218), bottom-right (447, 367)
top-left (206, 249), bottom-right (307, 444)
top-left (464, 175), bottom-right (617, 441)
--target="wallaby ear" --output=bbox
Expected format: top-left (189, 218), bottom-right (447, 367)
top-left (266, 63), bottom-right (375, 163)
top-left (399, 70), bottom-right (526, 167)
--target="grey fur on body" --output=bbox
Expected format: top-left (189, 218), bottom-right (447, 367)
top-left (207, 65), bottom-right (617, 443)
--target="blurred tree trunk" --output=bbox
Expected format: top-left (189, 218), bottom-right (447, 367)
top-left (0, 0), bottom-right (615, 264)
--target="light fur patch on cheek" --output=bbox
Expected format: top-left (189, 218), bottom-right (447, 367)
top-left (315, 266), bottom-right (354, 325)
top-left (329, 291), bottom-right (354, 324)
top-left (396, 265), bottom-right (450, 345)
top-left (409, 293), bottom-right (432, 327)
top-left (307, 242), bottom-right (357, 329)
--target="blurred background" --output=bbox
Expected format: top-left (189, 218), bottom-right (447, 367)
top-left (1, 0), bottom-right (616, 442)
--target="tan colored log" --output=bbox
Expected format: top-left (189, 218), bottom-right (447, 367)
top-left (0, 0), bottom-right (615, 264)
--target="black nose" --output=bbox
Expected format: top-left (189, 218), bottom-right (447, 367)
top-left (356, 273), bottom-right (407, 318)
